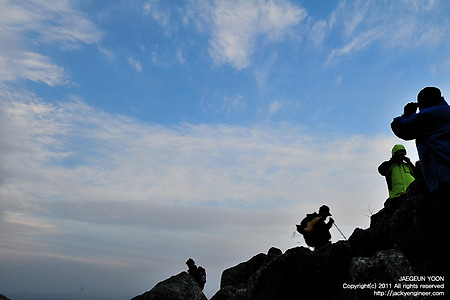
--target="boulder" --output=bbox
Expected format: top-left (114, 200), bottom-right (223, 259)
top-left (247, 241), bottom-right (352, 300)
top-left (212, 242), bottom-right (352, 300)
top-left (220, 247), bottom-right (282, 289)
top-left (349, 249), bottom-right (415, 300)
top-left (220, 253), bottom-right (266, 289)
top-left (349, 180), bottom-right (449, 275)
top-left (131, 271), bottom-right (207, 300)
top-left (211, 247), bottom-right (282, 300)
top-left (209, 285), bottom-right (247, 300)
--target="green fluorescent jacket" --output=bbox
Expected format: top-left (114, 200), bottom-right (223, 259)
top-left (378, 160), bottom-right (415, 199)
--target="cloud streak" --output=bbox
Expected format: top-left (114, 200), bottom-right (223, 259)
top-left (188, 0), bottom-right (450, 68)
top-left (0, 0), bottom-right (102, 47)
top-left (0, 88), bottom-right (413, 297)
top-left (204, 0), bottom-right (306, 69)
top-left (0, 52), bottom-right (69, 86)
top-left (0, 0), bottom-right (102, 85)
top-left (325, 0), bottom-right (450, 64)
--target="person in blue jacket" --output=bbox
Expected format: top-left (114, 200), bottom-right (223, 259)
top-left (391, 87), bottom-right (450, 197)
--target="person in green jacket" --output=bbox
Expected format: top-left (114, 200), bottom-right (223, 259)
top-left (378, 144), bottom-right (416, 200)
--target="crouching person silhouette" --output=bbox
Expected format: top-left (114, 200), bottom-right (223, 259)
top-left (296, 205), bottom-right (334, 249)
top-left (186, 258), bottom-right (206, 290)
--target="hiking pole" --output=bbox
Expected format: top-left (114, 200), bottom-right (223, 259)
top-left (333, 222), bottom-right (347, 241)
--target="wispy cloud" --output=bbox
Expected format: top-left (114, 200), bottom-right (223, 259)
top-left (325, 29), bottom-right (380, 65)
top-left (128, 57), bottom-right (143, 72)
top-left (324, 0), bottom-right (450, 64)
top-left (176, 48), bottom-right (186, 64)
top-left (183, 0), bottom-right (450, 69)
top-left (0, 0), bottom-right (102, 47)
top-left (144, 0), bottom-right (169, 27)
top-left (143, 0), bottom-right (172, 38)
top-left (0, 0), bottom-right (102, 85)
top-left (222, 94), bottom-right (246, 114)
top-left (0, 88), bottom-right (405, 234)
top-left (0, 52), bottom-right (69, 86)
top-left (201, 0), bottom-right (306, 70)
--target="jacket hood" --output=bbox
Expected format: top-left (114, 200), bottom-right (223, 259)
top-left (392, 144), bottom-right (406, 155)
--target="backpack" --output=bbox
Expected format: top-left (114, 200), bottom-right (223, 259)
top-left (296, 213), bottom-right (320, 234)
top-left (296, 213), bottom-right (324, 247)
top-left (198, 266), bottom-right (207, 285)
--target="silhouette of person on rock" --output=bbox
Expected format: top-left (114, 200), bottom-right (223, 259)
top-left (296, 205), bottom-right (334, 249)
top-left (186, 258), bottom-right (206, 290)
top-left (391, 87), bottom-right (450, 200)
top-left (378, 144), bottom-right (416, 205)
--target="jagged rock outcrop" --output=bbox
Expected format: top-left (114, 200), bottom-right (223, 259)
top-left (133, 181), bottom-right (447, 300)
top-left (349, 249), bottom-right (415, 300)
top-left (0, 295), bottom-right (11, 300)
top-left (212, 242), bottom-right (353, 300)
top-left (221, 247), bottom-right (282, 289)
top-left (247, 241), bottom-right (352, 300)
top-left (131, 271), bottom-right (207, 300)
top-left (211, 247), bottom-right (282, 300)
top-left (211, 180), bottom-right (448, 300)
top-left (348, 180), bottom-right (448, 275)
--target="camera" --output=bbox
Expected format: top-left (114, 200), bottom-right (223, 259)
top-left (404, 102), bottom-right (419, 117)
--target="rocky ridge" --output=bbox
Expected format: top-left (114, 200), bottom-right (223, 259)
top-left (131, 271), bottom-right (207, 300)
top-left (132, 180), bottom-right (448, 300)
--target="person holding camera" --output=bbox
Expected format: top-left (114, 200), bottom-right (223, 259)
top-left (391, 87), bottom-right (450, 197)
top-left (378, 144), bottom-right (416, 201)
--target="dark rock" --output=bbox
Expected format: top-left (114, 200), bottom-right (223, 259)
top-left (349, 180), bottom-right (448, 275)
top-left (220, 253), bottom-right (266, 289)
top-left (266, 246), bottom-right (283, 260)
top-left (349, 249), bottom-right (415, 300)
top-left (211, 247), bottom-right (282, 300)
top-left (0, 295), bottom-right (11, 300)
top-left (131, 271), bottom-right (207, 300)
top-left (219, 246), bottom-right (282, 290)
top-left (209, 285), bottom-right (247, 300)
top-left (212, 242), bottom-right (352, 300)
top-left (248, 242), bottom-right (352, 300)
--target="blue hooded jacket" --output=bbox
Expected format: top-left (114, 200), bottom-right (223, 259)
top-left (391, 100), bottom-right (450, 192)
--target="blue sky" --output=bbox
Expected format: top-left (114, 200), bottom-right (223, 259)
top-left (1, 0), bottom-right (450, 299)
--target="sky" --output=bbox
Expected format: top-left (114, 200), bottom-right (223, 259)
top-left (1, 0), bottom-right (450, 299)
